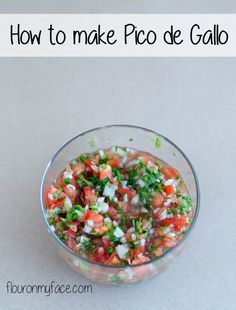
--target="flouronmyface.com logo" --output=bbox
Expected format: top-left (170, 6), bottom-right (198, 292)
top-left (6, 281), bottom-right (93, 297)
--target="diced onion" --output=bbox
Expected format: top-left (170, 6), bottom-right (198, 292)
top-left (83, 225), bottom-right (93, 234)
top-left (159, 209), bottom-right (167, 220)
top-left (131, 194), bottom-right (139, 205)
top-left (87, 220), bottom-right (95, 227)
top-left (104, 217), bottom-right (112, 223)
top-left (137, 179), bottom-right (145, 188)
top-left (127, 227), bottom-right (135, 234)
top-left (115, 244), bottom-right (129, 259)
top-left (164, 179), bottom-right (175, 186)
top-left (140, 239), bottom-right (146, 247)
top-left (103, 183), bottom-right (118, 200)
top-left (66, 184), bottom-right (76, 191)
top-left (63, 171), bottom-right (73, 179)
top-left (64, 196), bottom-right (72, 209)
top-left (113, 226), bottom-right (124, 238)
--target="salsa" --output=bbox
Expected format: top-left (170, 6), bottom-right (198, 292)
top-left (45, 146), bottom-right (193, 266)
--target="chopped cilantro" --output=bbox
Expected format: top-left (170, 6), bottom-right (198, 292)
top-left (106, 247), bottom-right (113, 255)
top-left (155, 137), bottom-right (161, 149)
top-left (77, 174), bottom-right (93, 187)
top-left (72, 212), bottom-right (78, 220)
top-left (117, 206), bottom-right (123, 214)
top-left (65, 209), bottom-right (79, 223)
top-left (74, 204), bottom-right (84, 212)
top-left (81, 239), bottom-right (93, 251)
top-left (77, 153), bottom-right (87, 163)
top-left (135, 219), bottom-right (143, 234)
top-left (179, 195), bottom-right (192, 215)
top-left (138, 161), bottom-right (145, 169)
top-left (64, 178), bottom-right (71, 185)
top-left (88, 139), bottom-right (95, 147)
top-left (127, 168), bottom-right (138, 186)
top-left (112, 168), bottom-right (122, 184)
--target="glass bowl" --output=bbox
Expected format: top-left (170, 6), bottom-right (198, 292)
top-left (40, 125), bottom-right (200, 285)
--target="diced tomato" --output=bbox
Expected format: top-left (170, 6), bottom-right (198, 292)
top-left (118, 201), bottom-right (129, 213)
top-left (117, 186), bottom-right (136, 201)
top-left (69, 221), bottom-right (79, 232)
top-left (64, 186), bottom-right (78, 204)
top-left (161, 167), bottom-right (179, 179)
top-left (127, 151), bottom-right (138, 161)
top-left (108, 155), bottom-right (121, 168)
top-left (164, 185), bottom-right (175, 196)
top-left (138, 151), bottom-right (155, 165)
top-left (57, 192), bottom-right (66, 200)
top-left (131, 254), bottom-right (150, 265)
top-left (54, 217), bottom-right (60, 224)
top-left (99, 164), bottom-right (112, 181)
top-left (94, 247), bottom-right (107, 264)
top-left (108, 206), bottom-right (121, 221)
top-left (102, 237), bottom-right (111, 250)
top-left (125, 233), bottom-right (132, 241)
top-left (84, 210), bottom-right (103, 223)
top-left (151, 193), bottom-right (164, 208)
top-left (44, 185), bottom-right (58, 208)
top-left (162, 237), bottom-right (177, 249)
top-left (72, 163), bottom-right (85, 179)
top-left (50, 200), bottom-right (65, 210)
top-left (94, 226), bottom-right (109, 235)
top-left (84, 160), bottom-right (98, 175)
top-left (105, 253), bottom-right (121, 265)
top-left (83, 186), bottom-right (97, 205)
top-left (155, 247), bottom-right (163, 257)
top-left (130, 246), bottom-right (144, 260)
top-left (65, 229), bottom-right (76, 240)
top-left (66, 240), bottom-right (77, 253)
top-left (163, 216), bottom-right (187, 231)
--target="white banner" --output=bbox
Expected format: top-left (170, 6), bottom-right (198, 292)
top-left (0, 14), bottom-right (236, 57)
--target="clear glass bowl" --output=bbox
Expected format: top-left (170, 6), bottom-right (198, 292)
top-left (40, 125), bottom-right (200, 285)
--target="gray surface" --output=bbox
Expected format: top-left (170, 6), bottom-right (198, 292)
top-left (0, 0), bottom-right (235, 13)
top-left (0, 58), bottom-right (236, 310)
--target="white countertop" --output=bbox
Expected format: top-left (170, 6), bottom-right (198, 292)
top-left (0, 43), bottom-right (235, 310)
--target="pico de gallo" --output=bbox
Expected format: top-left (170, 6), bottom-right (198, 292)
top-left (45, 146), bottom-right (193, 266)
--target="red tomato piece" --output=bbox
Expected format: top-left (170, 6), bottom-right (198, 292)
top-left (151, 193), bottom-right (164, 208)
top-left (136, 246), bottom-right (144, 254)
top-left (64, 186), bottom-right (78, 204)
top-left (108, 155), bottom-right (121, 168)
top-left (138, 151), bottom-right (155, 165)
top-left (72, 163), bottom-right (85, 179)
top-left (161, 167), bottom-right (179, 179)
top-left (44, 186), bottom-right (58, 208)
top-left (117, 186), bottom-right (136, 201)
top-left (163, 216), bottom-right (187, 231)
top-left (65, 229), bottom-right (76, 240)
top-left (50, 200), bottom-right (65, 210)
top-left (85, 210), bottom-right (103, 223)
top-left (94, 247), bottom-right (107, 264)
top-left (84, 160), bottom-right (98, 175)
top-left (131, 255), bottom-right (150, 265)
top-left (108, 207), bottom-right (121, 221)
top-left (105, 253), bottom-right (121, 265)
top-left (164, 185), bottom-right (175, 196)
top-left (102, 237), bottom-right (111, 250)
top-left (66, 240), bottom-right (77, 253)
top-left (83, 186), bottom-right (97, 205)
top-left (99, 165), bottom-right (112, 181)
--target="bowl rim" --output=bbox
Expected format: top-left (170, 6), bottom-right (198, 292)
top-left (40, 124), bottom-right (200, 269)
